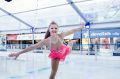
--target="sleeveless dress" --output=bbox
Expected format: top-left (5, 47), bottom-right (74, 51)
top-left (48, 37), bottom-right (70, 61)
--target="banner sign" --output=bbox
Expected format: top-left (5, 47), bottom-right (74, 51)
top-left (73, 29), bottom-right (120, 38)
top-left (90, 29), bottom-right (120, 38)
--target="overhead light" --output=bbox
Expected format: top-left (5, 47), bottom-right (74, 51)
top-left (5, 0), bottom-right (12, 2)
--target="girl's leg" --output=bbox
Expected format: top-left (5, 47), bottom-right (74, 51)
top-left (49, 59), bottom-right (60, 79)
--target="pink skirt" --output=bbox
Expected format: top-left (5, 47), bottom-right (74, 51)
top-left (48, 44), bottom-right (70, 61)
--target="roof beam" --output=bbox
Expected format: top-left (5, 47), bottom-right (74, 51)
top-left (0, 7), bottom-right (34, 29)
top-left (67, 0), bottom-right (90, 26)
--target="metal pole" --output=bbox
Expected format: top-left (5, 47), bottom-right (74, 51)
top-left (67, 0), bottom-right (91, 55)
top-left (31, 28), bottom-right (35, 45)
top-left (80, 30), bottom-right (82, 51)
top-left (0, 7), bottom-right (34, 29)
top-left (67, 0), bottom-right (88, 22)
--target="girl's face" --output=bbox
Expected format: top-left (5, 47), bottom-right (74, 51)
top-left (49, 24), bottom-right (58, 35)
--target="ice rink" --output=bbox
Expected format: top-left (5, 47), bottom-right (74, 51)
top-left (0, 0), bottom-right (120, 79)
top-left (0, 50), bottom-right (120, 79)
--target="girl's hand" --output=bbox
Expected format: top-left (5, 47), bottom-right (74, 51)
top-left (80, 23), bottom-right (84, 29)
top-left (8, 52), bottom-right (20, 60)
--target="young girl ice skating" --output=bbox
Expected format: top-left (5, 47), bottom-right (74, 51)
top-left (9, 21), bottom-right (84, 79)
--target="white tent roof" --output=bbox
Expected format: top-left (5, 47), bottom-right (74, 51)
top-left (0, 0), bottom-right (120, 33)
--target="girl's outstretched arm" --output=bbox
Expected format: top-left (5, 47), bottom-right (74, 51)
top-left (9, 39), bottom-right (47, 59)
top-left (60, 23), bottom-right (84, 38)
top-left (18, 39), bottom-right (47, 54)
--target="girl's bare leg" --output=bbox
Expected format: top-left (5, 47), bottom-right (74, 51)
top-left (49, 59), bottom-right (59, 79)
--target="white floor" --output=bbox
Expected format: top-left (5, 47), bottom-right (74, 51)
top-left (0, 51), bottom-right (120, 79)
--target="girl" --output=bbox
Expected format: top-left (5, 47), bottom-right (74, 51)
top-left (8, 21), bottom-right (84, 79)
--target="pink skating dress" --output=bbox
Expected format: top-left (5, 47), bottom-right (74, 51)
top-left (48, 44), bottom-right (70, 61)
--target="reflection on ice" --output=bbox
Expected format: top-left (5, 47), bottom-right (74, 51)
top-left (0, 51), bottom-right (120, 79)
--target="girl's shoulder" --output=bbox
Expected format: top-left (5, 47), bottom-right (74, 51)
top-left (58, 33), bottom-right (63, 39)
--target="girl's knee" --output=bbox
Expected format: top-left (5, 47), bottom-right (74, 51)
top-left (52, 70), bottom-right (57, 74)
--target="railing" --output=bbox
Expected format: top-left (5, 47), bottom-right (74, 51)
top-left (0, 43), bottom-right (120, 56)
top-left (0, 43), bottom-right (118, 50)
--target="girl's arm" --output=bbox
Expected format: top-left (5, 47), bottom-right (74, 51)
top-left (17, 39), bottom-right (47, 55)
top-left (60, 24), bottom-right (84, 38)
top-left (9, 39), bottom-right (48, 60)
